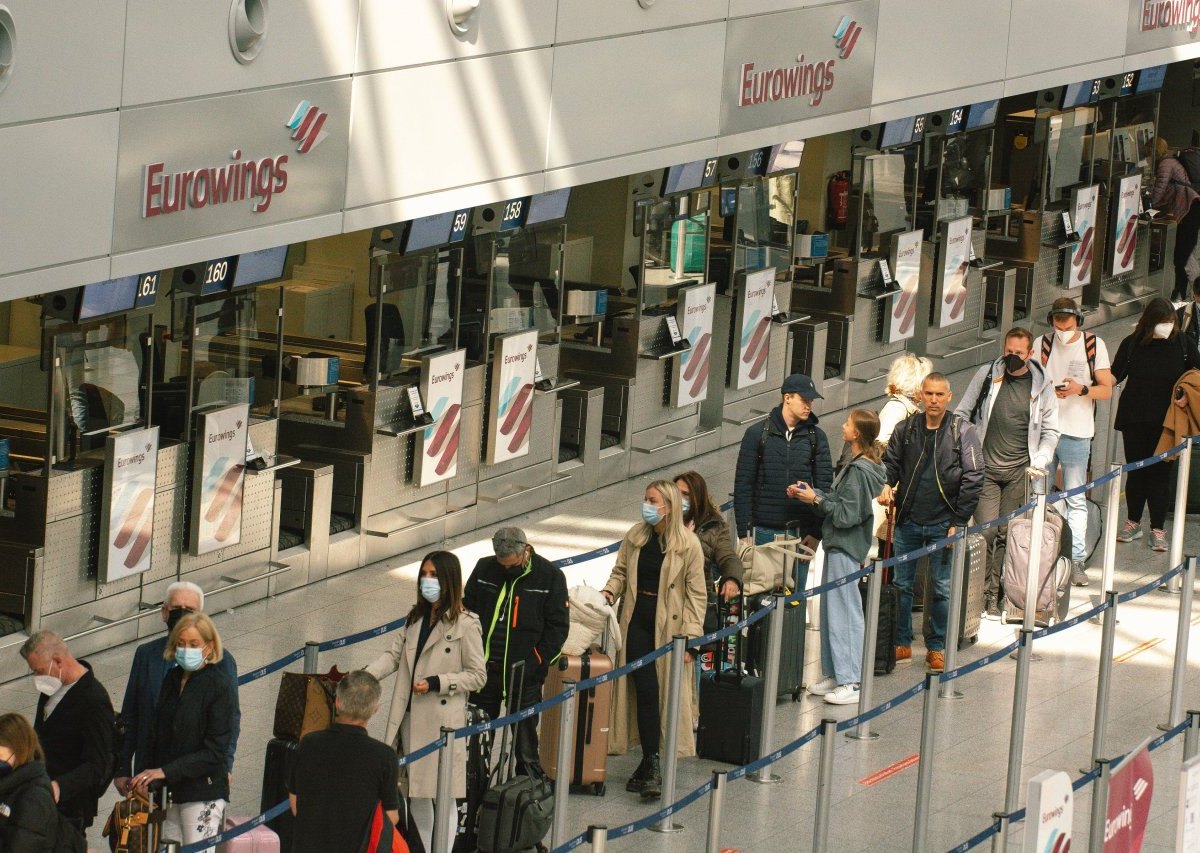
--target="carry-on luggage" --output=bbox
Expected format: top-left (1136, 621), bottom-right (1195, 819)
top-left (919, 531), bottom-right (986, 650)
top-left (216, 817), bottom-right (281, 852)
top-left (1003, 505), bottom-right (1071, 627)
top-left (540, 650), bottom-right (612, 794)
top-left (260, 737), bottom-right (300, 853)
top-left (743, 591), bottom-right (805, 700)
top-left (453, 704), bottom-right (492, 853)
top-left (477, 663), bottom-right (555, 853)
top-left (102, 789), bottom-right (165, 853)
top-left (696, 596), bottom-right (765, 765)
top-left (862, 507), bottom-right (899, 675)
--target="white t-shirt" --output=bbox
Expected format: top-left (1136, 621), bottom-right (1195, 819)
top-left (1040, 330), bottom-right (1111, 439)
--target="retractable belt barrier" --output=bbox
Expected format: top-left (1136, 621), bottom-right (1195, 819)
top-left (195, 435), bottom-right (1197, 853)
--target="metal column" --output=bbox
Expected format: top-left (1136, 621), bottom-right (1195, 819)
top-left (940, 538), bottom-right (966, 700)
top-left (812, 719), bottom-right (837, 851)
top-left (1160, 556), bottom-right (1197, 730)
top-left (432, 728), bottom-right (456, 853)
top-left (912, 674), bottom-right (939, 853)
top-left (650, 636), bottom-right (687, 833)
top-left (848, 559), bottom-right (882, 740)
top-left (550, 681), bottom-right (577, 850)
top-left (1164, 439), bottom-right (1193, 594)
top-left (303, 640), bottom-right (319, 674)
top-left (705, 771), bottom-right (727, 853)
top-left (750, 593), bottom-right (785, 784)
top-left (1085, 591), bottom-right (1119, 773)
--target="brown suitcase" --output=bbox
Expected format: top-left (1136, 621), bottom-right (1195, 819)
top-left (539, 650), bottom-right (612, 795)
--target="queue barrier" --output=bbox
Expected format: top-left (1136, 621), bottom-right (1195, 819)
top-left (177, 436), bottom-right (1200, 853)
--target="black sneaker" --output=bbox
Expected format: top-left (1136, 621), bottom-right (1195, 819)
top-left (640, 754), bottom-right (662, 800)
top-left (985, 595), bottom-right (1001, 620)
top-left (625, 757), bottom-right (649, 793)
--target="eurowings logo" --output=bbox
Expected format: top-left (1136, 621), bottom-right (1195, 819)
top-left (286, 101), bottom-right (328, 154)
top-left (833, 15), bottom-right (862, 59)
top-left (1133, 776), bottom-right (1149, 800)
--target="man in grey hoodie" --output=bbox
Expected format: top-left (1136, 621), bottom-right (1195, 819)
top-left (955, 328), bottom-right (1060, 619)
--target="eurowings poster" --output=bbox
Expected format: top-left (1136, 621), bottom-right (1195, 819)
top-left (417, 348), bottom-right (466, 486)
top-left (100, 427), bottom-right (159, 582)
top-left (936, 216), bottom-right (972, 327)
top-left (190, 404), bottom-right (249, 556)
top-left (1111, 174), bottom-right (1142, 277)
top-left (1066, 184), bottom-right (1099, 288)
top-left (884, 229), bottom-right (923, 343)
top-left (735, 268), bottom-right (775, 389)
top-left (487, 330), bottom-right (537, 464)
top-left (674, 282), bottom-right (716, 407)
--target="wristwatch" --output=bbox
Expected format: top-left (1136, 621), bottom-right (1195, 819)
top-left (1079, 385), bottom-right (1089, 397)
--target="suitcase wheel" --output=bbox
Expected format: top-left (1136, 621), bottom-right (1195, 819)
top-left (592, 782), bottom-right (606, 796)
top-left (791, 689), bottom-right (802, 703)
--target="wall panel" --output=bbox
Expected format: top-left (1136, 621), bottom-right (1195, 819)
top-left (555, 0), bottom-right (727, 43)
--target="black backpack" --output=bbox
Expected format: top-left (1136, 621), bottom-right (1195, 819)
top-left (1179, 148), bottom-right (1200, 189)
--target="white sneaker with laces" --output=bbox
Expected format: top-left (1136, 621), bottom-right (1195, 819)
top-left (807, 676), bottom-right (838, 697)
top-left (1151, 529), bottom-right (1168, 552)
top-left (824, 684), bottom-right (860, 705)
top-left (1116, 520), bottom-right (1142, 543)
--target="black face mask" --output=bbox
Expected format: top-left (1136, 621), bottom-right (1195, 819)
top-left (0, 761), bottom-right (12, 779)
top-left (166, 607), bottom-right (194, 632)
top-left (1003, 353), bottom-right (1026, 374)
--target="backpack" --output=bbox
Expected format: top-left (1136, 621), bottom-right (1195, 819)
top-left (53, 809), bottom-right (85, 853)
top-left (756, 418), bottom-right (819, 488)
top-left (1178, 147), bottom-right (1200, 189)
top-left (1039, 331), bottom-right (1097, 382)
top-left (968, 367), bottom-right (994, 425)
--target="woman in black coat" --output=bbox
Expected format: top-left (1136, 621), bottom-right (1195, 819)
top-left (0, 712), bottom-right (64, 853)
top-left (132, 612), bottom-right (235, 851)
top-left (1112, 297), bottom-right (1200, 551)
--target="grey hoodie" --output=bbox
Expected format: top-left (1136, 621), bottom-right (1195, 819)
top-left (954, 356), bottom-right (1060, 470)
top-left (811, 455), bottom-right (887, 564)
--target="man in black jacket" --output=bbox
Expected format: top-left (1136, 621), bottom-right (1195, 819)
top-left (464, 527), bottom-right (569, 775)
top-left (733, 373), bottom-right (833, 590)
top-left (880, 373), bottom-right (984, 673)
top-left (20, 631), bottom-right (114, 838)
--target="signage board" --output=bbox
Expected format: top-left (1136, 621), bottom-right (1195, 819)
top-left (1067, 185), bottom-right (1100, 288)
top-left (734, 269), bottom-right (776, 390)
top-left (1128, 3), bottom-right (1200, 53)
top-left (1022, 770), bottom-right (1073, 853)
top-left (721, 0), bottom-right (879, 136)
top-left (487, 330), bottom-right (538, 464)
top-left (884, 229), bottom-right (923, 343)
top-left (190, 404), bottom-right (249, 556)
top-left (1111, 174), bottom-right (1142, 277)
top-left (100, 427), bottom-right (159, 582)
top-left (674, 282), bottom-right (716, 407)
top-left (936, 216), bottom-right (972, 327)
top-left (1179, 754), bottom-right (1200, 852)
top-left (1105, 736), bottom-right (1154, 853)
top-left (417, 349), bottom-right (466, 486)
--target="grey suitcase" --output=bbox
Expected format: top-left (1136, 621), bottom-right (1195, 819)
top-left (919, 533), bottom-right (985, 650)
top-left (1003, 506), bottom-right (1070, 627)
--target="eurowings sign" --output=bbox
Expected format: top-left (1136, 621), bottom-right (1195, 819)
top-left (1128, 0), bottom-right (1200, 50)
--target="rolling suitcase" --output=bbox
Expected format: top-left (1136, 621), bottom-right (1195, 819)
top-left (540, 650), bottom-right (612, 795)
top-left (696, 597), bottom-right (764, 765)
top-left (1003, 505), bottom-right (1071, 627)
top-left (216, 817), bottom-right (280, 852)
top-left (862, 507), bottom-right (899, 675)
top-left (260, 737), bottom-right (299, 853)
top-left (453, 704), bottom-right (492, 853)
top-left (744, 591), bottom-right (804, 700)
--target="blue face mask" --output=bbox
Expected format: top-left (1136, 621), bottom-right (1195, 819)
top-left (420, 578), bottom-right (441, 604)
top-left (681, 498), bottom-right (691, 515)
top-left (641, 501), bottom-right (662, 525)
top-left (175, 647), bottom-right (206, 672)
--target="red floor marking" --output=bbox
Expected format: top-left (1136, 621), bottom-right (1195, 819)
top-left (1114, 637), bottom-right (1164, 663)
top-left (858, 753), bottom-right (920, 786)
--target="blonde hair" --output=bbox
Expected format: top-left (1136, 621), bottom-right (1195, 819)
top-left (628, 479), bottom-right (690, 555)
top-left (164, 612), bottom-right (225, 664)
top-left (886, 354), bottom-right (932, 400)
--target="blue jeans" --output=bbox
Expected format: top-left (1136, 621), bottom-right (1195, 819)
top-left (891, 520), bottom-right (952, 651)
top-left (754, 526), bottom-right (809, 591)
top-left (819, 549), bottom-right (864, 685)
top-left (1053, 435), bottom-right (1091, 563)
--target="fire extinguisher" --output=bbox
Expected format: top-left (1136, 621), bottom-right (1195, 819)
top-left (827, 170), bottom-right (850, 229)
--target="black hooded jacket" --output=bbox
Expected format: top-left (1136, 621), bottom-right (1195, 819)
top-left (0, 761), bottom-right (60, 853)
top-left (733, 407), bottom-right (833, 538)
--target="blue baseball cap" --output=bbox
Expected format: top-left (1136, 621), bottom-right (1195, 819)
top-left (781, 373), bottom-right (822, 400)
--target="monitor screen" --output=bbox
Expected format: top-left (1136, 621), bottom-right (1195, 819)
top-left (1061, 80), bottom-right (1095, 109)
top-left (526, 188), bottom-right (572, 225)
top-left (402, 212), bottom-right (454, 253)
top-left (1136, 64), bottom-right (1167, 94)
top-left (719, 187), bottom-right (737, 218)
top-left (78, 275), bottom-right (139, 320)
top-left (767, 140), bottom-right (805, 173)
top-left (966, 99), bottom-right (999, 131)
top-left (662, 160), bottom-right (707, 195)
top-left (232, 246), bottom-right (288, 288)
top-left (880, 116), bottom-right (916, 149)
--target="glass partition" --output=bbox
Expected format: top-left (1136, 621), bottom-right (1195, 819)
top-left (368, 249), bottom-right (464, 380)
top-left (640, 200), bottom-right (709, 312)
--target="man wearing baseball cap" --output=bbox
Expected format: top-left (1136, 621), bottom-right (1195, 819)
top-left (463, 527), bottom-right (569, 775)
top-left (733, 373), bottom-right (833, 590)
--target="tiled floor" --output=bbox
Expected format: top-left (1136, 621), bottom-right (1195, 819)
top-left (15, 313), bottom-right (1196, 852)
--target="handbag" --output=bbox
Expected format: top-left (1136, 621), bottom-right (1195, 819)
top-left (360, 801), bottom-right (410, 853)
top-left (102, 790), bottom-right (164, 853)
top-left (738, 534), bottom-right (814, 595)
top-left (272, 666), bottom-right (347, 741)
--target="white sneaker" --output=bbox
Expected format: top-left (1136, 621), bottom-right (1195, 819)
top-left (824, 684), bottom-right (861, 705)
top-left (807, 676), bottom-right (838, 696)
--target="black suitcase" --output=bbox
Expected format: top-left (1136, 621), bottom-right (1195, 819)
top-left (260, 736), bottom-right (299, 853)
top-left (744, 591), bottom-right (804, 700)
top-left (862, 574), bottom-right (900, 675)
top-left (453, 704), bottom-right (492, 853)
top-left (696, 597), bottom-right (765, 765)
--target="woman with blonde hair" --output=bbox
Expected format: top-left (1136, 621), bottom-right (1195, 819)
top-left (601, 479), bottom-right (706, 799)
top-left (879, 353), bottom-right (932, 448)
top-left (0, 712), bottom-right (64, 852)
top-left (132, 612), bottom-right (234, 852)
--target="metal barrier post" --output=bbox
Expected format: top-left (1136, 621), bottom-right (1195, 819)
top-left (550, 680), bottom-right (577, 850)
top-left (912, 674), bottom-right (939, 853)
top-left (1001, 629), bottom-right (1035, 828)
top-left (1160, 555), bottom-right (1197, 731)
top-left (432, 728), bottom-right (455, 853)
top-left (1084, 591), bottom-right (1119, 773)
top-left (1087, 759), bottom-right (1111, 853)
top-left (812, 719), bottom-right (837, 852)
top-left (705, 770), bottom-right (726, 853)
top-left (990, 811), bottom-right (1010, 852)
top-left (750, 593), bottom-right (785, 784)
top-left (303, 640), bottom-right (319, 674)
top-left (1022, 477), bottom-right (1048, 633)
top-left (939, 538), bottom-right (966, 700)
top-left (589, 825), bottom-right (608, 851)
top-left (1185, 709), bottom-right (1200, 761)
top-left (847, 559), bottom-right (882, 741)
top-left (1098, 463), bottom-right (1122, 601)
top-left (651, 635), bottom-right (687, 834)
top-left (1164, 440), bottom-right (1193, 594)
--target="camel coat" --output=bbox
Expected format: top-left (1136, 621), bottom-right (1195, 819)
top-left (365, 610), bottom-right (486, 798)
top-left (1157, 368), bottom-right (1200, 456)
top-left (602, 526), bottom-right (707, 758)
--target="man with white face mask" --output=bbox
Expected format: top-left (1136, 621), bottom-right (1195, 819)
top-left (20, 631), bottom-right (114, 839)
top-left (1036, 298), bottom-right (1115, 586)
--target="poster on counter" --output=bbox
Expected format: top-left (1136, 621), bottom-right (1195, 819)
top-left (673, 282), bottom-right (716, 407)
top-left (99, 427), bottom-right (159, 582)
top-left (1179, 755), bottom-right (1200, 852)
top-left (884, 229), bottom-right (923, 343)
top-left (1066, 184), bottom-right (1099, 289)
top-left (734, 268), bottom-right (775, 389)
top-left (487, 330), bottom-right (538, 464)
top-left (417, 348), bottom-right (466, 486)
top-left (190, 403), bottom-right (249, 556)
top-left (1021, 770), bottom-right (1072, 853)
top-left (1111, 174), bottom-right (1142, 277)
top-left (936, 217), bottom-right (972, 327)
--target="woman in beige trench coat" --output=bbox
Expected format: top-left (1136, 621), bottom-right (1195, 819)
top-left (602, 479), bottom-right (707, 799)
top-left (366, 550), bottom-right (486, 852)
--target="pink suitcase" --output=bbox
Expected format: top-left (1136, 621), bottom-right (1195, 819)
top-left (216, 817), bottom-right (281, 852)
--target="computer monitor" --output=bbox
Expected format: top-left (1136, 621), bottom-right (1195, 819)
top-left (1136, 65), bottom-right (1167, 94)
top-left (402, 212), bottom-right (455, 253)
top-left (77, 275), bottom-right (140, 321)
top-left (1061, 80), bottom-right (1096, 109)
top-left (767, 140), bottom-right (805, 173)
top-left (880, 116), bottom-right (916, 149)
top-left (525, 188), bottom-right (572, 225)
top-left (966, 99), bottom-right (999, 131)
top-left (661, 160), bottom-right (707, 195)
top-left (231, 246), bottom-right (288, 289)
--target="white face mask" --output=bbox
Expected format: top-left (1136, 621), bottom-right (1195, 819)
top-left (1055, 328), bottom-right (1076, 345)
top-left (33, 662), bottom-right (62, 697)
top-left (1153, 322), bottom-right (1174, 339)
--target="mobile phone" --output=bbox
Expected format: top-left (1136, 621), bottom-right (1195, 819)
top-left (1055, 382), bottom-right (1068, 391)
